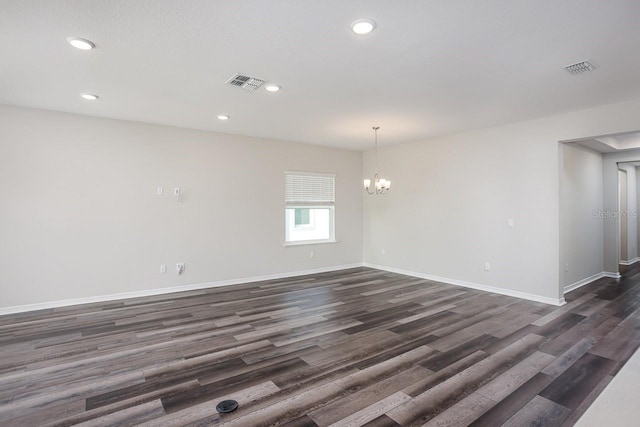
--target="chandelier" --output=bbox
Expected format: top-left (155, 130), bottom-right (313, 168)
top-left (364, 126), bottom-right (391, 195)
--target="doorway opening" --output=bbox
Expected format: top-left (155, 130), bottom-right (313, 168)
top-left (559, 130), bottom-right (640, 296)
top-left (619, 169), bottom-right (628, 263)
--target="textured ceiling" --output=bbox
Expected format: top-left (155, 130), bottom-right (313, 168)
top-left (1, 0), bottom-right (640, 150)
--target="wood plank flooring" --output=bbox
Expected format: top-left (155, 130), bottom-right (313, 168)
top-left (1, 265), bottom-right (640, 426)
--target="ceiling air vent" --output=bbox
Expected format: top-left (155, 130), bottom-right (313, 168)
top-left (226, 73), bottom-right (265, 91)
top-left (564, 60), bottom-right (596, 75)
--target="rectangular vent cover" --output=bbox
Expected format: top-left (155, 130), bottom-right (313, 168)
top-left (226, 73), bottom-right (265, 91)
top-left (564, 60), bottom-right (596, 75)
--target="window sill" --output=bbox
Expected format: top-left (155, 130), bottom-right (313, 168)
top-left (284, 240), bottom-right (338, 247)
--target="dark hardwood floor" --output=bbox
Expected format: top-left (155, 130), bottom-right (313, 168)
top-left (1, 265), bottom-right (640, 426)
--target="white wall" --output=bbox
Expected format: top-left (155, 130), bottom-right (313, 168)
top-left (364, 97), bottom-right (640, 303)
top-left (602, 149), bottom-right (640, 272)
top-left (618, 163), bottom-right (638, 261)
top-left (636, 167), bottom-right (640, 257)
top-left (559, 144), bottom-right (603, 288)
top-left (0, 105), bottom-right (363, 308)
top-left (4, 97), bottom-right (640, 310)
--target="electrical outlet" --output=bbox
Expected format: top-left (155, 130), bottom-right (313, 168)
top-left (565, 263), bottom-right (569, 272)
top-left (484, 262), bottom-right (491, 271)
top-left (160, 264), bottom-right (166, 274)
top-left (176, 263), bottom-right (185, 275)
top-left (157, 186), bottom-right (164, 195)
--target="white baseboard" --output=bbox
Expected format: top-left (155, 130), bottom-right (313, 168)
top-left (363, 263), bottom-right (565, 306)
top-left (1, 261), bottom-right (572, 315)
top-left (0, 263), bottom-right (363, 316)
top-left (563, 272), bottom-right (605, 293)
top-left (563, 271), bottom-right (622, 294)
top-left (619, 257), bottom-right (640, 266)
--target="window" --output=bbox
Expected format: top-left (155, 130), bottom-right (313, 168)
top-left (294, 208), bottom-right (310, 227)
top-left (285, 172), bottom-right (335, 244)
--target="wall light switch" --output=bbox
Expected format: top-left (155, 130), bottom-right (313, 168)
top-left (507, 218), bottom-right (514, 228)
top-left (157, 186), bottom-right (164, 195)
top-left (310, 251), bottom-right (315, 259)
top-left (174, 187), bottom-right (183, 202)
top-left (160, 264), bottom-right (166, 274)
top-left (484, 262), bottom-right (491, 271)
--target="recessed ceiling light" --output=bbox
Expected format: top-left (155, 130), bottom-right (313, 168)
top-left (351, 19), bottom-right (376, 35)
top-left (80, 93), bottom-right (99, 100)
top-left (67, 37), bottom-right (95, 50)
top-left (217, 114), bottom-right (230, 120)
top-left (265, 84), bottom-right (281, 92)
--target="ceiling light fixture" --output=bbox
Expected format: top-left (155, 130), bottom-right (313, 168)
top-left (80, 93), bottom-right (99, 100)
top-left (364, 126), bottom-right (391, 195)
top-left (67, 37), bottom-right (95, 50)
top-left (351, 19), bottom-right (376, 35)
top-left (264, 84), bottom-right (281, 92)
top-left (217, 114), bottom-right (230, 120)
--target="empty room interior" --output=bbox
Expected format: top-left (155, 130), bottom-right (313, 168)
top-left (3, 1), bottom-right (640, 426)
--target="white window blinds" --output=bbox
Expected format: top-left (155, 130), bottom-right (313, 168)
top-left (285, 173), bottom-right (335, 205)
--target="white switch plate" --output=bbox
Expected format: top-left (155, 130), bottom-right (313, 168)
top-left (160, 264), bottom-right (166, 273)
top-left (310, 251), bottom-right (315, 259)
top-left (176, 263), bottom-right (185, 274)
top-left (484, 262), bottom-right (491, 271)
top-left (157, 186), bottom-right (164, 195)
top-left (381, 248), bottom-right (386, 255)
top-left (507, 218), bottom-right (514, 228)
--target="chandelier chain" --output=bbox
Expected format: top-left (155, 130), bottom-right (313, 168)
top-left (373, 126), bottom-right (379, 175)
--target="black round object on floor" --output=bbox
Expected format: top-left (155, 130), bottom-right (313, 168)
top-left (216, 399), bottom-right (239, 413)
